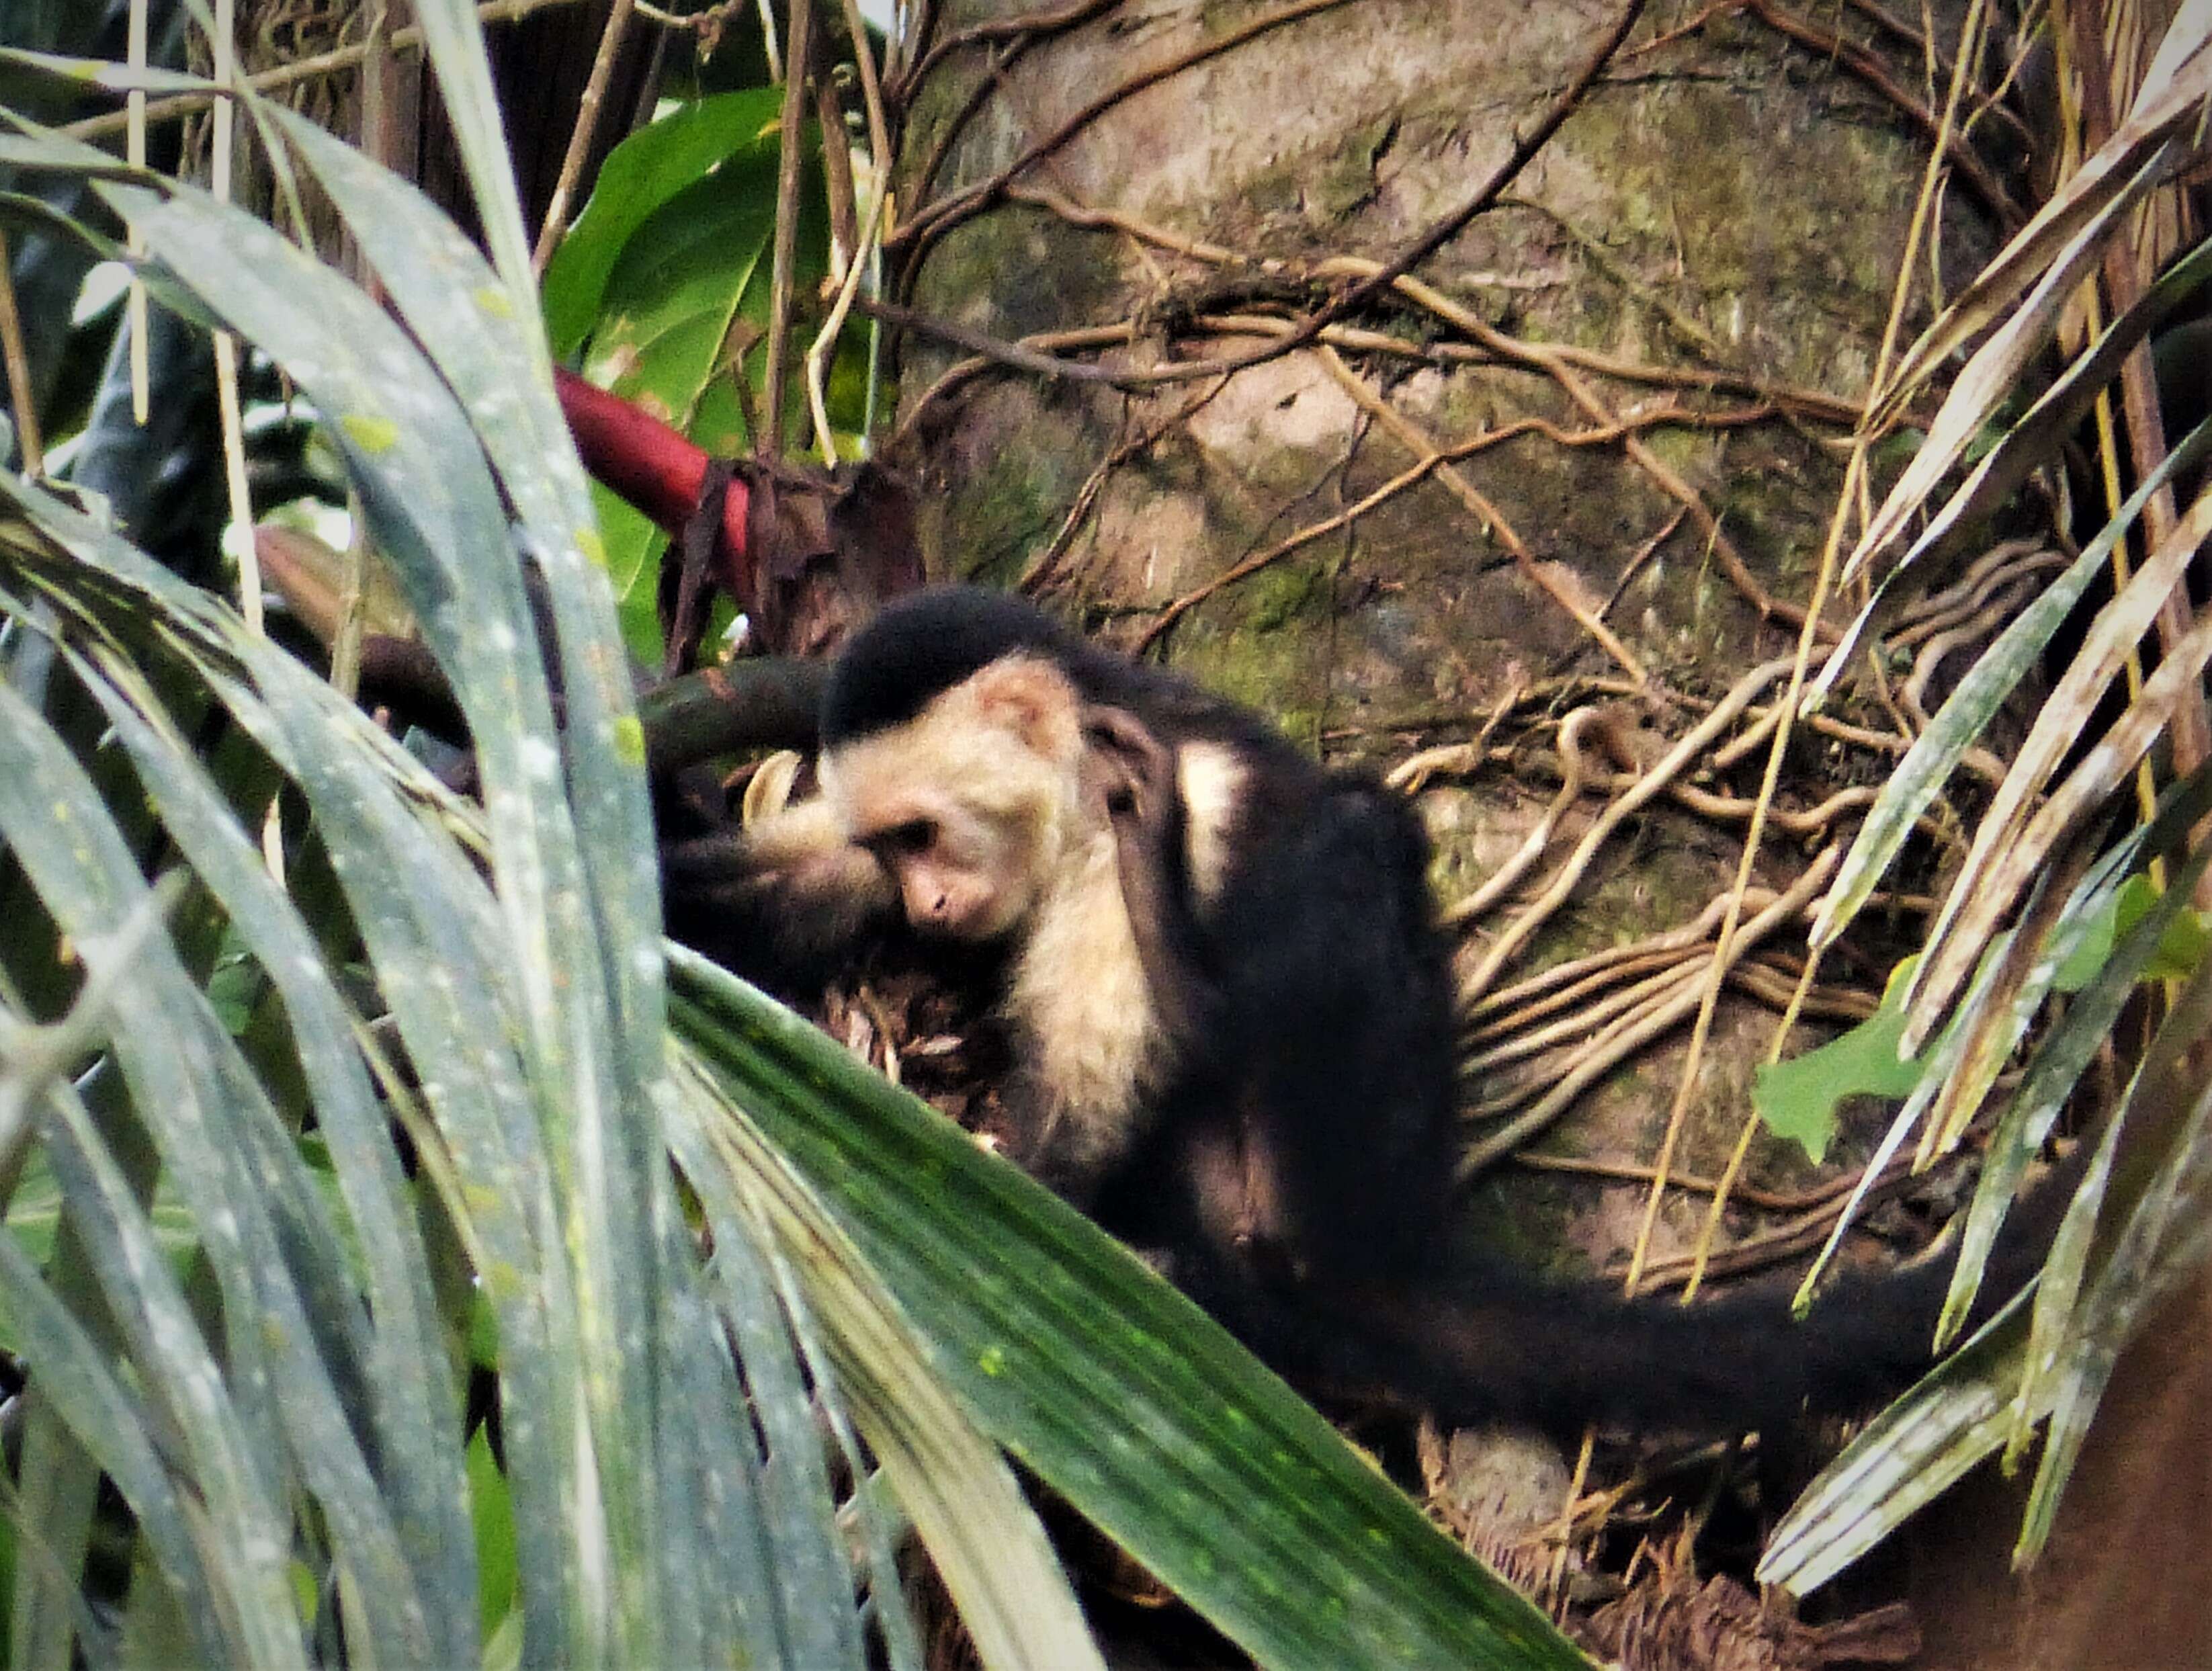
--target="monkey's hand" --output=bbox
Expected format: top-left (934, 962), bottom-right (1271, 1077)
top-left (1079, 704), bottom-right (1177, 833)
top-left (664, 799), bottom-right (885, 890)
top-left (662, 800), bottom-right (898, 990)
top-left (1080, 705), bottom-right (1220, 1048)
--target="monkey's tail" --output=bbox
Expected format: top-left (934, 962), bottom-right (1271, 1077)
top-left (1275, 1151), bottom-right (2085, 1439)
top-left (1359, 1254), bottom-right (1963, 1437)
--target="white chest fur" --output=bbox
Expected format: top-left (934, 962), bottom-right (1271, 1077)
top-left (998, 738), bottom-right (1248, 1176)
top-left (1006, 827), bottom-right (1162, 1174)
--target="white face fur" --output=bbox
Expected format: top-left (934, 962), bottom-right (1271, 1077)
top-left (820, 654), bottom-right (1091, 942)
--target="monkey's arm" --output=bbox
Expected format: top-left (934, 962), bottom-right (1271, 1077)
top-left (663, 798), bottom-right (900, 992)
top-left (1079, 705), bottom-right (1220, 1049)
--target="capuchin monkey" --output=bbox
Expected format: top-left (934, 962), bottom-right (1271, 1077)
top-left (685, 585), bottom-right (2059, 1440)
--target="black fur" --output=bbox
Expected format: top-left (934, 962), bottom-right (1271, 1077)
top-left (778, 588), bottom-right (2057, 1438)
top-left (822, 585), bottom-right (1284, 757)
top-left (822, 588), bottom-right (1107, 743)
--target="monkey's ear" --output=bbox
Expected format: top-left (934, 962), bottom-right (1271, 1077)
top-left (966, 655), bottom-right (1082, 759)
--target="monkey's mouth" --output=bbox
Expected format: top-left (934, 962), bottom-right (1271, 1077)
top-left (913, 892), bottom-right (1029, 945)
top-left (918, 911), bottom-right (1014, 945)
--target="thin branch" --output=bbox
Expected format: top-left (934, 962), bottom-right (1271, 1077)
top-left (1458, 657), bottom-right (1796, 1010)
top-left (879, 236), bottom-right (1861, 438)
top-left (763, 0), bottom-right (818, 459)
top-left (902, 0), bottom-right (1651, 395)
top-left (814, 52), bottom-right (861, 267)
top-left (1623, 0), bottom-right (2024, 225)
top-left (126, 0), bottom-right (149, 423)
top-left (0, 228), bottom-right (42, 475)
top-left (532, 0), bottom-right (638, 274)
top-left (1316, 345), bottom-right (1649, 683)
top-left (858, 294), bottom-right (1138, 381)
top-left (894, 0), bottom-right (1120, 101)
top-left (1656, 0), bottom-right (1998, 1301)
top-left (1463, 894), bottom-right (1742, 1027)
top-left (1440, 708), bottom-right (1603, 928)
top-left (808, 183), bottom-right (888, 461)
top-left (1457, 850), bottom-right (1840, 1177)
top-left (836, 0), bottom-right (894, 177)
top-left (1842, 0), bottom-right (2036, 153)
top-left (1019, 375), bottom-right (1234, 593)
top-left (1125, 395), bottom-right (1701, 658)
top-left (893, 0), bottom-right (1363, 256)
top-left (1622, 1171), bottom-right (1916, 1289)
top-left (1750, 0), bottom-right (2023, 226)
top-left (64, 0), bottom-right (590, 140)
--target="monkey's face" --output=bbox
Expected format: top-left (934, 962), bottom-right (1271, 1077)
top-left (847, 795), bottom-right (1035, 940)
top-left (822, 654), bottom-right (1089, 943)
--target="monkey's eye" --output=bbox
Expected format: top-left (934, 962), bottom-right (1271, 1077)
top-left (878, 819), bottom-right (936, 857)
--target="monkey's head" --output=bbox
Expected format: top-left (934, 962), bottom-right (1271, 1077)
top-left (818, 589), bottom-right (1112, 942)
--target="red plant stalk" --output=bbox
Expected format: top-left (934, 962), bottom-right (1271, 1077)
top-left (553, 365), bottom-right (753, 598)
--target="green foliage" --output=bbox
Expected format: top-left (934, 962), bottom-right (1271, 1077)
top-left (1754, 960), bottom-right (1925, 1163)
top-left (1767, 8), bottom-right (2212, 1588)
top-left (541, 87), bottom-right (786, 359)
top-left (2059, 873), bottom-right (2212, 987)
top-left (466, 1430), bottom-right (518, 1640)
top-left (0, 15), bottom-right (1056, 1668)
top-left (672, 953), bottom-right (1587, 1671)
top-left (1760, 853), bottom-right (2212, 1168)
top-left (542, 88), bottom-right (857, 662)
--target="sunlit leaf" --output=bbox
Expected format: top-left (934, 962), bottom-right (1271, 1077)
top-left (671, 950), bottom-right (1588, 1671)
top-left (542, 87), bottom-right (785, 357)
top-left (1753, 961), bottom-right (1924, 1164)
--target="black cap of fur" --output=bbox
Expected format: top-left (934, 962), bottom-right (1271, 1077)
top-left (822, 586), bottom-right (1118, 744)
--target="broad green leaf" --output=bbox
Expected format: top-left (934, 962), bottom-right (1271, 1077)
top-left (1753, 961), bottom-right (1925, 1164)
top-left (550, 99), bottom-right (852, 649)
top-left (54, 641), bottom-right (476, 1658)
top-left (671, 949), bottom-right (1588, 1671)
top-left (542, 87), bottom-right (785, 356)
top-left (2108, 873), bottom-right (2212, 982)
top-left (590, 481), bottom-right (669, 666)
top-left (580, 145), bottom-right (788, 443)
top-left (264, 99), bottom-right (903, 1666)
top-left (0, 239), bottom-right (1062, 1671)
top-left (0, 15), bottom-right (936, 1671)
top-left (467, 1430), bottom-right (518, 1638)
top-left (1791, 939), bottom-right (2016, 1308)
